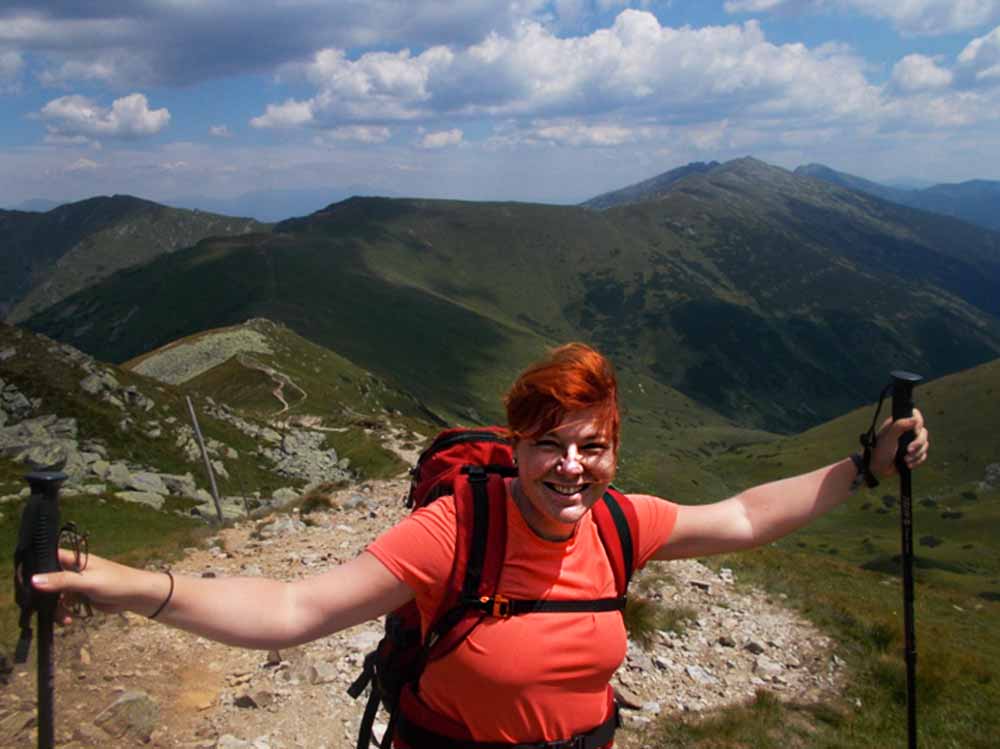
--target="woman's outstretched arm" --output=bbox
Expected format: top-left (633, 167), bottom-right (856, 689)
top-left (31, 549), bottom-right (412, 649)
top-left (652, 410), bottom-right (929, 561)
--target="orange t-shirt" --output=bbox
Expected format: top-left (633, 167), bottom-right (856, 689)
top-left (367, 481), bottom-right (678, 744)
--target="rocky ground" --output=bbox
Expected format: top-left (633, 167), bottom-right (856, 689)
top-left (1, 478), bottom-right (846, 749)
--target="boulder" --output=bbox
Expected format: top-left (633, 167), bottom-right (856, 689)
top-left (115, 491), bottom-right (166, 511)
top-left (127, 471), bottom-right (169, 495)
top-left (106, 462), bottom-right (132, 488)
top-left (93, 689), bottom-right (159, 742)
top-left (21, 443), bottom-right (67, 472)
top-left (161, 472), bottom-right (198, 496)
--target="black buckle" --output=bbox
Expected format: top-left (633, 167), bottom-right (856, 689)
top-left (480, 594), bottom-right (512, 618)
top-left (463, 465), bottom-right (488, 482)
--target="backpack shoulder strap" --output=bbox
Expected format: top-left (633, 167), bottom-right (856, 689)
top-left (424, 466), bottom-right (509, 658)
top-left (591, 486), bottom-right (638, 596)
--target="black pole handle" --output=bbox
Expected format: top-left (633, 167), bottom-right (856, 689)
top-left (891, 370), bottom-right (922, 424)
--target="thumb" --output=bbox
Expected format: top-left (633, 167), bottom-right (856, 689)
top-left (31, 568), bottom-right (83, 594)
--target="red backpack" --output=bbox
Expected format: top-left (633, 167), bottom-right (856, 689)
top-left (348, 427), bottom-right (639, 749)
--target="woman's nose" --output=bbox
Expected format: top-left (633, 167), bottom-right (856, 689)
top-left (557, 446), bottom-right (584, 474)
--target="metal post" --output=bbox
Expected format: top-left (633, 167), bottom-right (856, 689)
top-left (185, 396), bottom-right (224, 524)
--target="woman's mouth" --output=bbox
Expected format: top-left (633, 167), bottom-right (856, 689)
top-left (544, 482), bottom-right (590, 497)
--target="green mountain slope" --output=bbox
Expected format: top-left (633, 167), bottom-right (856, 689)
top-left (796, 163), bottom-right (1000, 233)
top-left (0, 195), bottom-right (266, 322)
top-left (22, 159), bottom-right (1000, 440)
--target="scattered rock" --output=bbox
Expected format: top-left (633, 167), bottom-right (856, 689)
top-left (93, 689), bottom-right (159, 742)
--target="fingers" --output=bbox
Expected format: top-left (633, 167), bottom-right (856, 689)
top-left (871, 408), bottom-right (930, 476)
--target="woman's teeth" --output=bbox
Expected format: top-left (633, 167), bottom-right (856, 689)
top-left (545, 483), bottom-right (587, 496)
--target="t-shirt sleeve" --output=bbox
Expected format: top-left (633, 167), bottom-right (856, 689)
top-left (366, 496), bottom-right (458, 605)
top-left (628, 493), bottom-right (680, 569)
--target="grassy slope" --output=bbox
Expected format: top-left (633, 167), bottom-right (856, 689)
top-left (703, 357), bottom-right (1000, 600)
top-left (136, 319), bottom-right (436, 479)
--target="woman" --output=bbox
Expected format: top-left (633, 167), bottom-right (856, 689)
top-left (33, 343), bottom-right (929, 748)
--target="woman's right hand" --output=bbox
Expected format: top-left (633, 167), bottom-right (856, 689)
top-left (30, 548), bottom-right (169, 623)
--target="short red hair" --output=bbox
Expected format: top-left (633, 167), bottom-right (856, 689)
top-left (504, 342), bottom-right (620, 448)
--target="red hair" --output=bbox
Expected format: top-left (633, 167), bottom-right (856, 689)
top-left (504, 342), bottom-right (620, 448)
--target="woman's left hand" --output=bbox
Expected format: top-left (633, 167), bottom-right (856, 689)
top-left (870, 408), bottom-right (930, 478)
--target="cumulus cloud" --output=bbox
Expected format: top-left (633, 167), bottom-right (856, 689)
top-left (209, 124), bottom-right (231, 137)
top-left (958, 25), bottom-right (1000, 82)
top-left (39, 93), bottom-right (170, 141)
top-left (0, 2), bottom-right (549, 87)
top-left (891, 54), bottom-right (954, 91)
top-left (419, 128), bottom-right (463, 148)
top-left (251, 99), bottom-right (315, 129)
top-left (253, 10), bottom-right (882, 137)
top-left (725, 0), bottom-right (1000, 36)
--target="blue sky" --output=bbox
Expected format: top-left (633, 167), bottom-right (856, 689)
top-left (2, 1), bottom-right (1000, 215)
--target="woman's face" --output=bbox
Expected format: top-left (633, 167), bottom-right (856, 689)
top-left (512, 405), bottom-right (617, 541)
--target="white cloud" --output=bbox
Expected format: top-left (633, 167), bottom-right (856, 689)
top-left (530, 121), bottom-right (646, 146)
top-left (255, 11), bottom-right (882, 135)
top-left (958, 25), bottom-right (1000, 82)
top-left (322, 125), bottom-right (393, 143)
top-left (419, 128), bottom-right (463, 148)
top-left (67, 157), bottom-right (99, 172)
top-left (209, 125), bottom-right (231, 137)
top-left (250, 99), bottom-right (315, 128)
top-left (725, 0), bottom-right (1000, 36)
top-left (39, 93), bottom-right (170, 141)
top-left (891, 54), bottom-right (954, 91)
top-left (38, 57), bottom-right (122, 86)
top-left (724, 0), bottom-right (786, 11)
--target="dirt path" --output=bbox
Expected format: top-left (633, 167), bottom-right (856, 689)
top-left (236, 355), bottom-right (308, 417)
top-left (2, 479), bottom-right (845, 748)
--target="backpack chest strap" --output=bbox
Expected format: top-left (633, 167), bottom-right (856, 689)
top-left (464, 594), bottom-right (627, 619)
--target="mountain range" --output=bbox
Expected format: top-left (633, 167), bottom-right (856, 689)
top-left (11, 158), bottom-right (1000, 447)
top-left (793, 163), bottom-right (1000, 232)
top-left (0, 195), bottom-right (265, 322)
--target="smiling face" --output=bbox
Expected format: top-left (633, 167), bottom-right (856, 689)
top-left (511, 406), bottom-right (617, 541)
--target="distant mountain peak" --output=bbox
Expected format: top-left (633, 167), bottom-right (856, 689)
top-left (581, 156), bottom-right (808, 210)
top-left (581, 160), bottom-right (722, 210)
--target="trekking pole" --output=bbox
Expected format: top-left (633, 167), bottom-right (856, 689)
top-left (891, 370), bottom-right (922, 749)
top-left (14, 470), bottom-right (68, 749)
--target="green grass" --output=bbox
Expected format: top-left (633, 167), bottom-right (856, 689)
top-left (634, 546), bottom-right (998, 748)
